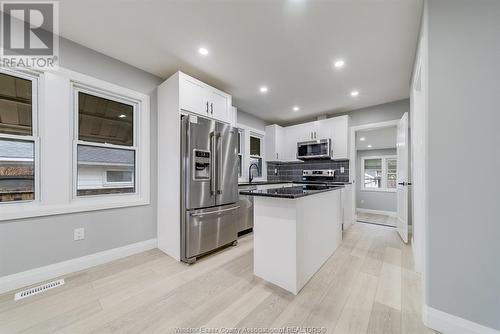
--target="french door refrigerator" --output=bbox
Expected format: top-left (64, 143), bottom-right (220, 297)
top-left (180, 115), bottom-right (239, 263)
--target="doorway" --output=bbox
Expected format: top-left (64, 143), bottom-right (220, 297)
top-left (354, 126), bottom-right (398, 227)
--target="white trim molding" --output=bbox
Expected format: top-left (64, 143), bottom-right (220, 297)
top-left (423, 305), bottom-right (500, 334)
top-left (0, 238), bottom-right (157, 294)
top-left (356, 208), bottom-right (397, 218)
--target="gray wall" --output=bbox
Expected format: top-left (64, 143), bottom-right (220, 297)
top-left (284, 99), bottom-right (409, 127)
top-left (339, 99), bottom-right (409, 127)
top-left (0, 38), bottom-right (163, 277)
top-left (237, 109), bottom-right (268, 131)
top-left (426, 0), bottom-right (500, 330)
top-left (356, 149), bottom-right (397, 212)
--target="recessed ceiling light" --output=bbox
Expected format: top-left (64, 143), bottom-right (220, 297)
top-left (350, 90), bottom-right (359, 97)
top-left (293, 106), bottom-right (300, 112)
top-left (259, 86), bottom-right (268, 93)
top-left (367, 144), bottom-right (372, 148)
top-left (198, 47), bottom-right (209, 56)
top-left (118, 114), bottom-right (126, 118)
top-left (333, 59), bottom-right (345, 69)
top-left (359, 137), bottom-right (365, 141)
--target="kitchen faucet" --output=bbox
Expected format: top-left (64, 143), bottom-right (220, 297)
top-left (248, 162), bottom-right (260, 183)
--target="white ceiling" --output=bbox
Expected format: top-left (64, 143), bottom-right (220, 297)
top-left (356, 126), bottom-right (397, 151)
top-left (58, 0), bottom-right (422, 124)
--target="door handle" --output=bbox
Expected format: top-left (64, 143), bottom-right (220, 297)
top-left (190, 205), bottom-right (241, 217)
top-left (210, 132), bottom-right (216, 195)
top-left (216, 133), bottom-right (222, 194)
top-left (398, 182), bottom-right (411, 186)
top-left (206, 102), bottom-right (209, 114)
top-left (210, 103), bottom-right (214, 115)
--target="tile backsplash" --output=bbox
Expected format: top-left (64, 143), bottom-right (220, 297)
top-left (267, 160), bottom-right (350, 183)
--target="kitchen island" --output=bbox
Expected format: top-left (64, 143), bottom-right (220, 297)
top-left (240, 184), bottom-right (344, 294)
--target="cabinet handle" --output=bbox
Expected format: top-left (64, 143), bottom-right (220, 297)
top-left (206, 102), bottom-right (209, 113)
top-left (210, 103), bottom-right (213, 115)
top-left (276, 153), bottom-right (278, 159)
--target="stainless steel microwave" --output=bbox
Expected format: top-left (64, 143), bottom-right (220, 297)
top-left (297, 139), bottom-right (332, 160)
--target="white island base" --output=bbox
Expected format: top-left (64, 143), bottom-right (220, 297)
top-left (253, 189), bottom-right (343, 295)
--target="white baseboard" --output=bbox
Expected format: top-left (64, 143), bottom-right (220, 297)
top-left (423, 304), bottom-right (500, 334)
top-left (0, 238), bottom-right (157, 294)
top-left (356, 208), bottom-right (397, 217)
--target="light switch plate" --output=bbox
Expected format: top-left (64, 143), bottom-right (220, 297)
top-left (74, 228), bottom-right (85, 241)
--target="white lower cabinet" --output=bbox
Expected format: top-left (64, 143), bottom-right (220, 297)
top-left (341, 184), bottom-right (354, 229)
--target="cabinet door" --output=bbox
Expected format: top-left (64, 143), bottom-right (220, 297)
top-left (179, 76), bottom-right (209, 116)
top-left (330, 116), bottom-right (349, 159)
top-left (265, 125), bottom-right (283, 161)
top-left (210, 89), bottom-right (231, 123)
top-left (314, 120), bottom-right (332, 140)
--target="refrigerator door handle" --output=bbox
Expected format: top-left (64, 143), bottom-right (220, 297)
top-left (190, 205), bottom-right (241, 217)
top-left (216, 132), bottom-right (222, 194)
top-left (210, 132), bottom-right (216, 195)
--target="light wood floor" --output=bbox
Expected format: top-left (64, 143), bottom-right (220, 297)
top-left (0, 223), bottom-right (436, 334)
top-left (357, 212), bottom-right (397, 227)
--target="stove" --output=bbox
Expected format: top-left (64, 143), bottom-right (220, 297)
top-left (302, 169), bottom-right (346, 186)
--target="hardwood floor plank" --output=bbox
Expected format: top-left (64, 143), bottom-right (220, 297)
top-left (366, 302), bottom-right (401, 334)
top-left (332, 272), bottom-right (378, 334)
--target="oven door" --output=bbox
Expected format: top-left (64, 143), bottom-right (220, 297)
top-left (297, 139), bottom-right (332, 159)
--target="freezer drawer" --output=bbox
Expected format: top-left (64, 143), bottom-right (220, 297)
top-left (185, 204), bottom-right (239, 260)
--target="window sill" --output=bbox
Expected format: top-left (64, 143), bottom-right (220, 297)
top-left (361, 188), bottom-right (397, 193)
top-left (0, 195), bottom-right (150, 222)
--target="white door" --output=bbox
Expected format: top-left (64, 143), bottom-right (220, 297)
top-left (396, 112), bottom-right (409, 243)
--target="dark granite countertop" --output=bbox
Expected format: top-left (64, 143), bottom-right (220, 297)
top-left (239, 184), bottom-right (344, 199)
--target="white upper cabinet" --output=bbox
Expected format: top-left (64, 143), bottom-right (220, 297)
top-left (209, 88), bottom-right (231, 123)
top-left (329, 115), bottom-right (350, 159)
top-left (264, 115), bottom-right (350, 162)
top-left (178, 72), bottom-right (232, 124)
top-left (179, 75), bottom-right (208, 116)
top-left (265, 124), bottom-right (285, 161)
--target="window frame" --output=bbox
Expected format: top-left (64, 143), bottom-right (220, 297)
top-left (0, 66), bottom-right (150, 221)
top-left (0, 68), bottom-right (40, 205)
top-left (235, 125), bottom-right (266, 183)
top-left (72, 83), bottom-right (140, 199)
top-left (361, 155), bottom-right (397, 193)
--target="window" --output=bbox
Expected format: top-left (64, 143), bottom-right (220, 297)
top-left (75, 89), bottom-right (137, 196)
top-left (386, 158), bottom-right (397, 189)
top-left (361, 156), bottom-right (397, 192)
top-left (237, 130), bottom-right (243, 177)
top-left (363, 158), bottom-right (382, 189)
top-left (0, 71), bottom-right (37, 203)
top-left (249, 134), bottom-right (262, 177)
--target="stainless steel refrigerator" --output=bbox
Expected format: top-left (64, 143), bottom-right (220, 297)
top-left (180, 115), bottom-right (239, 263)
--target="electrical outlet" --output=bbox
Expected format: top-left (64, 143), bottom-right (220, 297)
top-left (274, 168), bottom-right (278, 175)
top-left (74, 228), bottom-right (85, 241)
top-left (340, 167), bottom-right (345, 173)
